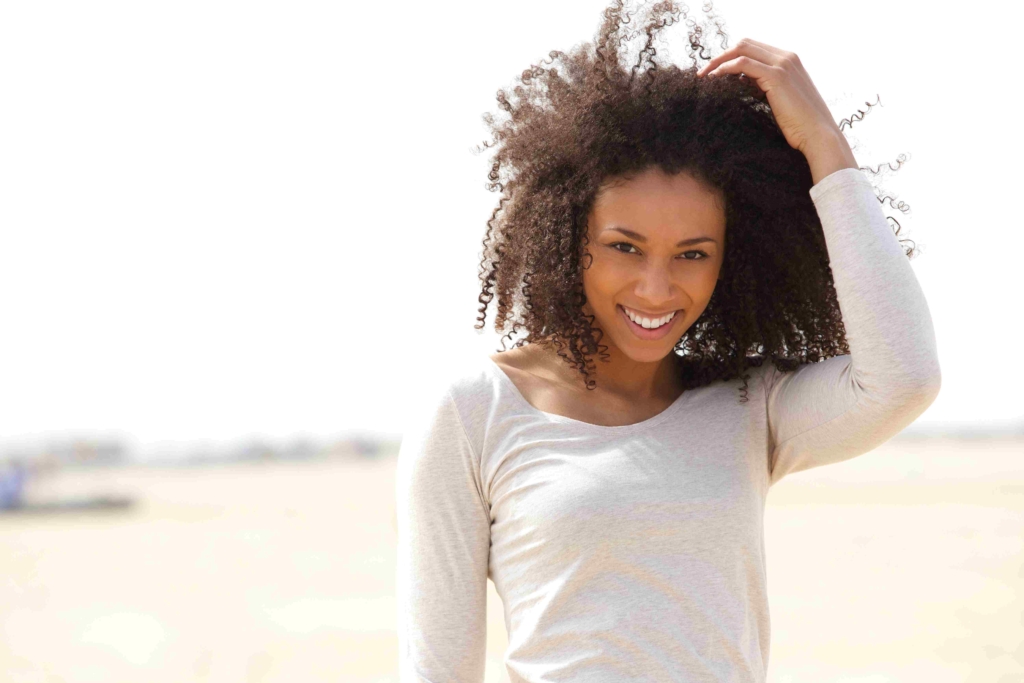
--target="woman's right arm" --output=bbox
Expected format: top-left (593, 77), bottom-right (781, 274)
top-left (395, 382), bottom-right (492, 682)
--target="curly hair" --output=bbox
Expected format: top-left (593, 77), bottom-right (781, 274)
top-left (473, 0), bottom-right (915, 402)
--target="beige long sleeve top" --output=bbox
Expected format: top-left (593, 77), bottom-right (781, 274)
top-left (395, 167), bottom-right (942, 682)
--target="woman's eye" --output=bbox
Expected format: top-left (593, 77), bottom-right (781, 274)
top-left (609, 243), bottom-right (708, 260)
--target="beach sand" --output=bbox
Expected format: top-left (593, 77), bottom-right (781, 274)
top-left (1, 437), bottom-right (1021, 682)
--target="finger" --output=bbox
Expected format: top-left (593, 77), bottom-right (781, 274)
top-left (697, 40), bottom-right (782, 77)
top-left (733, 38), bottom-right (787, 58)
top-left (704, 55), bottom-right (781, 88)
top-left (698, 41), bottom-right (777, 76)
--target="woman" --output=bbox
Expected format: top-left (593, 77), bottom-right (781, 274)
top-left (396, 1), bottom-right (941, 681)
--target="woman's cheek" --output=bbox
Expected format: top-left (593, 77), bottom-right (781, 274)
top-left (586, 260), bottom-right (628, 299)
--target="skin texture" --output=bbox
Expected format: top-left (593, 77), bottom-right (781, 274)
top-left (478, 0), bottom-right (909, 419)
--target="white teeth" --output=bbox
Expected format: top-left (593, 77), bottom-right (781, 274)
top-left (624, 306), bottom-right (676, 329)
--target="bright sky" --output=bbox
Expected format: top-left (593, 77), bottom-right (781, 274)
top-left (0, 0), bottom-right (1019, 453)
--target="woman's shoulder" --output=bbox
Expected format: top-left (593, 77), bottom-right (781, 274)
top-left (449, 355), bottom-right (503, 404)
top-left (405, 352), bottom-right (513, 459)
top-left (400, 353), bottom-right (498, 444)
top-left (416, 352), bottom-right (506, 418)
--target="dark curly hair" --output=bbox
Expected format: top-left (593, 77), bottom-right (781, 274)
top-left (473, 0), bottom-right (915, 402)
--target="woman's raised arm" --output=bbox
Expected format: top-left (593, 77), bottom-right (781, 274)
top-left (765, 166), bottom-right (942, 486)
top-left (697, 40), bottom-right (941, 486)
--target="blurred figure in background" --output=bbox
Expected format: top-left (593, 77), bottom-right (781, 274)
top-left (0, 458), bottom-right (28, 510)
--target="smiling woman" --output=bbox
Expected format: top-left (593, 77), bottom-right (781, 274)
top-left (396, 0), bottom-right (941, 681)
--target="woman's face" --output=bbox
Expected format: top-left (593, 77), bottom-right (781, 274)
top-left (582, 165), bottom-right (727, 365)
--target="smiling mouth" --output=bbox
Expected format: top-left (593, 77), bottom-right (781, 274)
top-left (620, 305), bottom-right (678, 328)
top-left (618, 304), bottom-right (681, 340)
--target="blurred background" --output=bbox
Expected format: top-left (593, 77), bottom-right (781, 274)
top-left (0, 0), bottom-right (1021, 681)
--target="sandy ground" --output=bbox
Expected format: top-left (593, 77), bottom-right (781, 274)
top-left (0, 437), bottom-right (1021, 683)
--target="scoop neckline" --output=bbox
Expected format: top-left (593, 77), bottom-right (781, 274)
top-left (483, 355), bottom-right (689, 434)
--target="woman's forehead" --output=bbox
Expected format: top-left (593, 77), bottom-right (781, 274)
top-left (596, 167), bottom-right (722, 206)
top-left (591, 169), bottom-right (726, 235)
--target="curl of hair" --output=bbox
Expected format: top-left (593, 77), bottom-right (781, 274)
top-left (473, 0), bottom-right (915, 403)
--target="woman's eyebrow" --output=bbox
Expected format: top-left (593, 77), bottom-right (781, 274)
top-left (606, 226), bottom-right (718, 247)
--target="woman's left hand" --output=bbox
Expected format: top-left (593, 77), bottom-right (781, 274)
top-left (696, 38), bottom-right (842, 158)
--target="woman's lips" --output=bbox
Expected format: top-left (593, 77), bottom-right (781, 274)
top-left (618, 304), bottom-right (680, 340)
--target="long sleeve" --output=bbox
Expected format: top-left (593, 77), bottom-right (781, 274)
top-left (395, 380), bottom-right (492, 682)
top-left (765, 167), bottom-right (942, 486)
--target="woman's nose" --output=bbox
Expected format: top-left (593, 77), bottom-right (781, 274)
top-left (634, 262), bottom-right (675, 303)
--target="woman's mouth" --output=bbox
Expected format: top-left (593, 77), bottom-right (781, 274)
top-left (618, 304), bottom-right (681, 340)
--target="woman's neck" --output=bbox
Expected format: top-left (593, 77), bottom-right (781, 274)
top-left (527, 337), bottom-right (683, 402)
